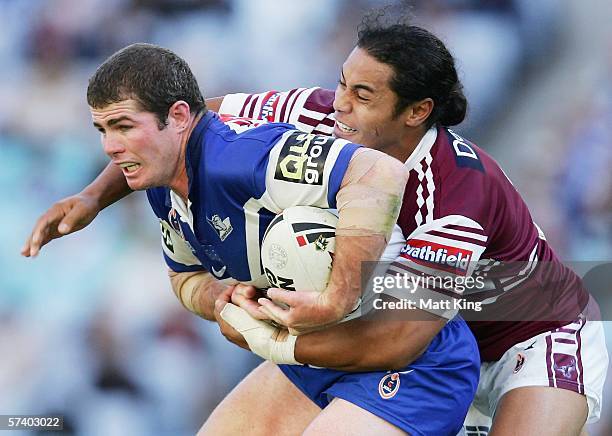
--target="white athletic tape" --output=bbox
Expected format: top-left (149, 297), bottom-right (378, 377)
top-left (220, 303), bottom-right (301, 365)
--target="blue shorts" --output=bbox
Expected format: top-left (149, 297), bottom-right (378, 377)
top-left (278, 317), bottom-right (479, 436)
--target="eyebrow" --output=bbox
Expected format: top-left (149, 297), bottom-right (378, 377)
top-left (341, 69), bottom-right (376, 94)
top-left (93, 115), bottom-right (134, 129)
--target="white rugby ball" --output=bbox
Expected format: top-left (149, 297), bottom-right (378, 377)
top-left (261, 206), bottom-right (337, 292)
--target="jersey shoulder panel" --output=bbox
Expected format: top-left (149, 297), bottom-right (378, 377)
top-left (261, 131), bottom-right (360, 211)
top-left (198, 115), bottom-right (358, 210)
top-left (202, 115), bottom-right (295, 201)
top-left (219, 87), bottom-right (336, 134)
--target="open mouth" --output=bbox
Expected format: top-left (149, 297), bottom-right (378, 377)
top-left (335, 120), bottom-right (358, 134)
top-left (119, 162), bottom-right (141, 174)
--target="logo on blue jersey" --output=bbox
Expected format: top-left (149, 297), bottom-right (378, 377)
top-left (378, 372), bottom-right (401, 399)
top-left (465, 426), bottom-right (491, 436)
top-left (211, 265), bottom-right (227, 278)
top-left (160, 221), bottom-right (174, 253)
top-left (446, 129), bottom-right (484, 172)
top-left (275, 132), bottom-right (333, 185)
top-left (207, 214), bottom-right (233, 241)
top-left (168, 208), bottom-right (184, 238)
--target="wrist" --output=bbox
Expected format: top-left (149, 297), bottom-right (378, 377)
top-left (77, 188), bottom-right (105, 213)
top-left (270, 330), bottom-right (300, 365)
top-left (321, 287), bottom-right (359, 323)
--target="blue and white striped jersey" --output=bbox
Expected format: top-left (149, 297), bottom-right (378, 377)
top-left (146, 111), bottom-right (359, 288)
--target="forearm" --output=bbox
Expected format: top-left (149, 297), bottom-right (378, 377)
top-left (169, 270), bottom-right (228, 321)
top-left (81, 162), bottom-right (132, 210)
top-left (324, 234), bottom-right (386, 318)
top-left (325, 149), bottom-right (408, 319)
top-left (295, 315), bottom-right (446, 372)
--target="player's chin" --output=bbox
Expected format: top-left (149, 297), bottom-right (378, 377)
top-left (124, 177), bottom-right (150, 191)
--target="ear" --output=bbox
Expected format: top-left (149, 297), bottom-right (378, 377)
top-left (167, 100), bottom-right (192, 131)
top-left (404, 98), bottom-right (433, 128)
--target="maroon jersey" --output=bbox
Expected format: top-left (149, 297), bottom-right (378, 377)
top-left (391, 126), bottom-right (590, 361)
top-left (220, 88), bottom-right (591, 362)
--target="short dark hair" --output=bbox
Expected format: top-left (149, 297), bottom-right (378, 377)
top-left (357, 13), bottom-right (467, 128)
top-left (87, 43), bottom-right (206, 128)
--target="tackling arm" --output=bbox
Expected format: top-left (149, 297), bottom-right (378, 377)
top-left (294, 308), bottom-right (446, 371)
top-left (219, 296), bottom-right (446, 371)
top-left (21, 163), bottom-right (131, 257)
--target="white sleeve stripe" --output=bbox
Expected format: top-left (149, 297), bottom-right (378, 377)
top-left (498, 244), bottom-right (538, 285)
top-left (500, 256), bottom-right (539, 290)
top-left (405, 215), bottom-right (485, 239)
top-left (243, 198), bottom-right (264, 278)
top-left (425, 230), bottom-right (487, 247)
top-left (241, 93), bottom-right (255, 117)
top-left (312, 125), bottom-right (335, 135)
top-left (410, 233), bottom-right (484, 253)
top-left (443, 223), bottom-right (487, 236)
top-left (479, 259), bottom-right (501, 272)
top-left (295, 121), bottom-right (322, 132)
top-left (425, 228), bottom-right (488, 243)
top-left (300, 107), bottom-right (329, 120)
top-left (252, 95), bottom-right (265, 119)
top-left (286, 88), bottom-right (311, 125)
top-left (274, 93), bottom-right (289, 122)
top-left (280, 88), bottom-right (307, 123)
top-left (246, 94), bottom-right (260, 118)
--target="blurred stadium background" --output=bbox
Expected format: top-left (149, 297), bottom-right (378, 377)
top-left (2, 0), bottom-right (611, 434)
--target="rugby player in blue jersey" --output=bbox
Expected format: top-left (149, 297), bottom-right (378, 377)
top-left (85, 43), bottom-right (411, 334)
top-left (22, 26), bottom-right (483, 436)
top-left (23, 12), bottom-right (610, 431)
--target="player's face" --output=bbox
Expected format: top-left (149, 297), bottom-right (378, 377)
top-left (91, 100), bottom-right (182, 191)
top-left (333, 47), bottom-right (409, 156)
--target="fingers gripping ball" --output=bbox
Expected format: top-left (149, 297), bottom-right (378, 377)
top-left (261, 206), bottom-right (337, 293)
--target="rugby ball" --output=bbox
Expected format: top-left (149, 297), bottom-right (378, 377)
top-left (261, 206), bottom-right (337, 292)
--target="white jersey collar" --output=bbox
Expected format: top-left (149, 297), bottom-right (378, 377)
top-left (404, 126), bottom-right (437, 169)
top-left (170, 189), bottom-right (195, 232)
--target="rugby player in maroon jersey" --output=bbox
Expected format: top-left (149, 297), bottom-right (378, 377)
top-left (22, 13), bottom-right (607, 436)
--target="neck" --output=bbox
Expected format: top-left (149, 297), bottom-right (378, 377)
top-left (386, 125), bottom-right (430, 163)
top-left (169, 110), bottom-right (206, 202)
